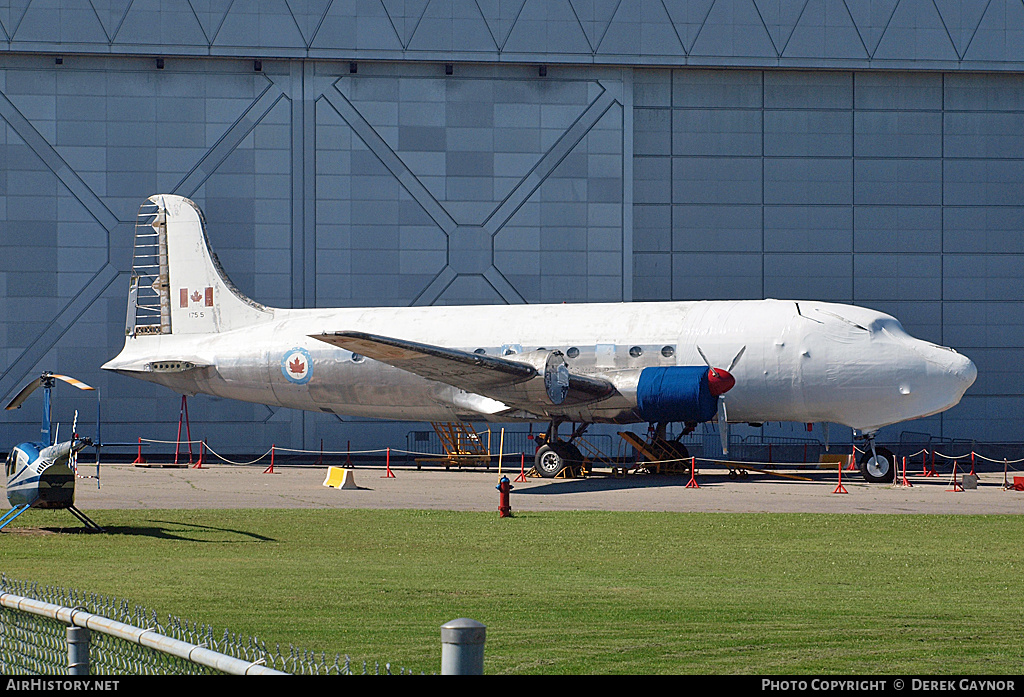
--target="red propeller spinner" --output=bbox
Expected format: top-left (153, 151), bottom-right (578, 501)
top-left (696, 345), bottom-right (744, 398)
top-left (707, 367), bottom-right (735, 397)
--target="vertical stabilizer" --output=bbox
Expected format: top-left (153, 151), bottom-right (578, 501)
top-left (127, 195), bottom-right (271, 335)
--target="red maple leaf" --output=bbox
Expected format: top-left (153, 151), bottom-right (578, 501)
top-left (190, 290), bottom-right (202, 303)
top-left (288, 356), bottom-right (306, 374)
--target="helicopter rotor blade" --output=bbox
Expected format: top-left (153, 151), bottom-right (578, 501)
top-left (5, 373), bottom-right (94, 411)
top-left (51, 375), bottom-right (95, 392)
top-left (4, 378), bottom-right (43, 411)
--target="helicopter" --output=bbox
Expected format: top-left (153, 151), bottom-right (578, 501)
top-left (1, 372), bottom-right (103, 532)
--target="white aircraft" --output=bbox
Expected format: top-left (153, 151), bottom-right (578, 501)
top-left (101, 195), bottom-right (976, 482)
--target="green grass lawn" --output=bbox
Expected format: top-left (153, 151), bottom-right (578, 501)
top-left (2, 509), bottom-right (1022, 674)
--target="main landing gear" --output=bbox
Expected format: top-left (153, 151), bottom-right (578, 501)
top-left (858, 434), bottom-right (895, 484)
top-left (533, 421), bottom-right (587, 478)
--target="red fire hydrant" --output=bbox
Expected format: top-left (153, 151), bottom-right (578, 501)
top-left (496, 475), bottom-right (513, 518)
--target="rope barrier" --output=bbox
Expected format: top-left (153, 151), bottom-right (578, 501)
top-left (126, 431), bottom-right (1024, 487)
top-left (930, 450), bottom-right (973, 460)
top-left (972, 452), bottom-right (1024, 464)
top-left (199, 442), bottom-right (274, 467)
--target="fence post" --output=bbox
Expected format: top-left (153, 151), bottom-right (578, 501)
top-left (67, 625), bottom-right (90, 675)
top-left (440, 618), bottom-right (486, 675)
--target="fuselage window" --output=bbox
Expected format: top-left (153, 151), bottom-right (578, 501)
top-left (351, 353), bottom-right (365, 363)
top-left (629, 346), bottom-right (643, 358)
top-left (661, 345), bottom-right (675, 358)
top-left (566, 347), bottom-right (580, 359)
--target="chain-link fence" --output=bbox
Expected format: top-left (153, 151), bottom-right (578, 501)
top-left (0, 576), bottom-right (419, 675)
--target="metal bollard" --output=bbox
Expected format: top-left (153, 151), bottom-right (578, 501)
top-left (67, 625), bottom-right (90, 675)
top-left (440, 618), bottom-right (486, 675)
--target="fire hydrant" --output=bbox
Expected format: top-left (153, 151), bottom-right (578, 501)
top-left (496, 475), bottom-right (513, 518)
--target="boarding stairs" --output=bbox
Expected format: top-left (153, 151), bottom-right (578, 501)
top-left (617, 431), bottom-right (692, 475)
top-left (415, 422), bottom-right (492, 469)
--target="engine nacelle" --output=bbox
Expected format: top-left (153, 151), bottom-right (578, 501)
top-left (635, 366), bottom-right (717, 423)
top-left (505, 349), bottom-right (572, 406)
top-left (497, 349), bottom-right (612, 409)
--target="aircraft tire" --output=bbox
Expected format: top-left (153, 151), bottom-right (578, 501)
top-left (535, 445), bottom-right (566, 478)
top-left (859, 446), bottom-right (896, 483)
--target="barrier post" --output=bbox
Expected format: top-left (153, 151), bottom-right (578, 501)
top-left (833, 458), bottom-right (848, 494)
top-left (192, 439), bottom-right (205, 469)
top-left (345, 440), bottom-right (353, 468)
top-left (382, 447), bottom-right (395, 478)
top-left (685, 456), bottom-right (699, 488)
top-left (970, 451), bottom-right (976, 477)
top-left (263, 445), bottom-right (276, 474)
top-left (514, 453), bottom-right (527, 483)
top-left (948, 460), bottom-right (964, 492)
top-left (132, 437), bottom-right (146, 464)
top-left (899, 456), bottom-right (912, 487)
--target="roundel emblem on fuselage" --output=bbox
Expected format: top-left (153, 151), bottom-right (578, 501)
top-left (282, 347), bottom-right (313, 384)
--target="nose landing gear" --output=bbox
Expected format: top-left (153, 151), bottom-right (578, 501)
top-left (859, 435), bottom-right (895, 483)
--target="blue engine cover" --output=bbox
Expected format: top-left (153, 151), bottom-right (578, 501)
top-left (635, 366), bottom-right (717, 424)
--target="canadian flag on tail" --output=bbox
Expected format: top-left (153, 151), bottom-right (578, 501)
top-left (180, 287), bottom-right (214, 308)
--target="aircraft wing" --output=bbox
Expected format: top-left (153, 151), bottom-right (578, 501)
top-left (312, 331), bottom-right (616, 407)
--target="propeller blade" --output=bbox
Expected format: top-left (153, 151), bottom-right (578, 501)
top-left (695, 345), bottom-right (717, 377)
top-left (718, 396), bottom-right (729, 455)
top-left (727, 346), bottom-right (746, 372)
top-left (4, 378), bottom-right (43, 410)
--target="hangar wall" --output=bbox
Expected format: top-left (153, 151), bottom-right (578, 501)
top-left (1, 1), bottom-right (1022, 452)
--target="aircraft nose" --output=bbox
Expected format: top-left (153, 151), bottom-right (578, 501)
top-left (954, 352), bottom-right (977, 393)
top-left (707, 368), bottom-right (735, 397)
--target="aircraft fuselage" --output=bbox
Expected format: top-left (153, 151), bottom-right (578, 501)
top-left (106, 298), bottom-right (976, 433)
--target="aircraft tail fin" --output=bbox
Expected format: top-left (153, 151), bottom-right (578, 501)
top-left (126, 195), bottom-right (271, 336)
